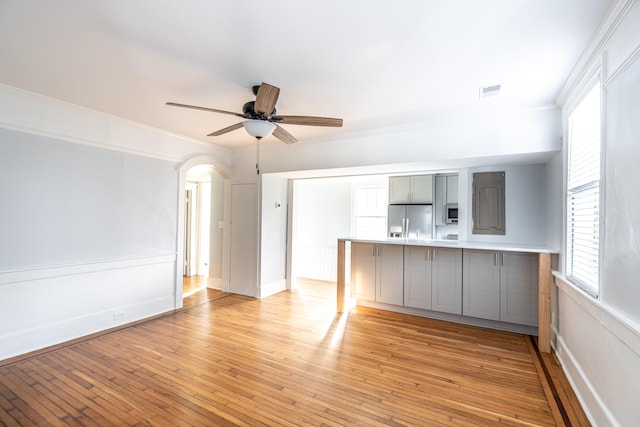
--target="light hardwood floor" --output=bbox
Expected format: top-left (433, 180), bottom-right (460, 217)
top-left (0, 279), bottom-right (588, 426)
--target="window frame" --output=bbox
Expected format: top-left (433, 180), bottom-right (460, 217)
top-left (351, 183), bottom-right (389, 239)
top-left (563, 76), bottom-right (604, 298)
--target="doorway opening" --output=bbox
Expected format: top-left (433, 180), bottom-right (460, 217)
top-left (183, 164), bottom-right (225, 300)
top-left (290, 175), bottom-right (388, 300)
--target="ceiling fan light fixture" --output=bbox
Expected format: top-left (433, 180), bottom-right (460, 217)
top-left (243, 119), bottom-right (276, 138)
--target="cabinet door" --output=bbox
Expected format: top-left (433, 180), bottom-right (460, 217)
top-left (462, 249), bottom-right (500, 320)
top-left (376, 244), bottom-right (404, 305)
top-left (431, 247), bottom-right (463, 314)
top-left (434, 176), bottom-right (447, 226)
top-left (389, 176), bottom-right (411, 204)
top-left (410, 175), bottom-right (433, 203)
top-left (500, 252), bottom-right (539, 326)
top-left (446, 175), bottom-right (458, 204)
top-left (351, 242), bottom-right (376, 300)
top-left (404, 246), bottom-right (432, 309)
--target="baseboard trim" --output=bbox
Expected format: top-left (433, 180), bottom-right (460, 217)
top-left (0, 291), bottom-right (235, 368)
top-left (356, 300), bottom-right (538, 336)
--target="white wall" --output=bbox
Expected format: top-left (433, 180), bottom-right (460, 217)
top-left (291, 179), bottom-right (352, 283)
top-left (0, 84), bottom-right (230, 361)
top-left (554, 1), bottom-right (640, 425)
top-left (259, 175), bottom-right (289, 297)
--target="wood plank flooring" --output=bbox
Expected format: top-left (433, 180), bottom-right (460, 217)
top-left (0, 281), bottom-right (587, 426)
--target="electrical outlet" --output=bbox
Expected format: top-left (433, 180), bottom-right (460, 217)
top-left (113, 311), bottom-right (125, 320)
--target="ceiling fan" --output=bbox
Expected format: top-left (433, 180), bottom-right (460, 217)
top-left (166, 82), bottom-right (343, 144)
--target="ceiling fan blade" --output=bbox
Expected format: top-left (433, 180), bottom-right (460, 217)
top-left (273, 115), bottom-right (343, 127)
top-left (273, 124), bottom-right (297, 144)
top-left (254, 83), bottom-right (280, 115)
top-left (207, 122), bottom-right (244, 136)
top-left (166, 102), bottom-right (245, 118)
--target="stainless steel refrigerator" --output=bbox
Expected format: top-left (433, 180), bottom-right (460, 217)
top-left (388, 205), bottom-right (433, 239)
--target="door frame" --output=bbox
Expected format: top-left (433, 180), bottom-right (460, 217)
top-left (176, 156), bottom-right (230, 309)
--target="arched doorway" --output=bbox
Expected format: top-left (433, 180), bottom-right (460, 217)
top-left (176, 156), bottom-right (230, 308)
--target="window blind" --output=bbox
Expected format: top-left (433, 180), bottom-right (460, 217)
top-left (354, 186), bottom-right (387, 238)
top-left (566, 83), bottom-right (601, 296)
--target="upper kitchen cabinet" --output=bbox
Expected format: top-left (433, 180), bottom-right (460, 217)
top-left (434, 174), bottom-right (459, 226)
top-left (472, 171), bottom-right (505, 235)
top-left (389, 175), bottom-right (433, 204)
top-left (446, 175), bottom-right (458, 204)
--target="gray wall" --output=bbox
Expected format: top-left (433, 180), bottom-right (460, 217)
top-left (0, 128), bottom-right (178, 269)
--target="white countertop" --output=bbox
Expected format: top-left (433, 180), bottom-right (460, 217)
top-left (339, 237), bottom-right (559, 254)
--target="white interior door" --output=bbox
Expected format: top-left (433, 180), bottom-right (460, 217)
top-left (229, 183), bottom-right (257, 296)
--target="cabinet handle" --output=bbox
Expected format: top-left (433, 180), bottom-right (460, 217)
top-left (501, 253), bottom-right (505, 266)
top-left (494, 253), bottom-right (498, 266)
top-left (432, 249), bottom-right (436, 261)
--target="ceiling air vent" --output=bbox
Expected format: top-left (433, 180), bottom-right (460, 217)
top-left (479, 84), bottom-right (502, 99)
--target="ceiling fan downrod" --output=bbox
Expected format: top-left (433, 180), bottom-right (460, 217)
top-left (255, 136), bottom-right (261, 175)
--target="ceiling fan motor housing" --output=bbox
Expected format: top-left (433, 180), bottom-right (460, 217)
top-left (242, 101), bottom-right (276, 119)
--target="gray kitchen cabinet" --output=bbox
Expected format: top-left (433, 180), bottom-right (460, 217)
top-left (389, 175), bottom-right (433, 204)
top-left (446, 175), bottom-right (458, 204)
top-left (434, 176), bottom-right (447, 226)
top-left (351, 242), bottom-right (376, 301)
top-left (500, 252), bottom-right (539, 326)
top-left (389, 176), bottom-right (411, 204)
top-left (377, 244), bottom-right (404, 305)
top-left (462, 249), bottom-right (538, 326)
top-left (462, 250), bottom-right (500, 320)
top-left (351, 242), bottom-right (404, 305)
top-left (403, 246), bottom-right (432, 309)
top-left (430, 247), bottom-right (463, 314)
top-left (435, 174), bottom-right (459, 225)
top-left (404, 246), bottom-right (462, 313)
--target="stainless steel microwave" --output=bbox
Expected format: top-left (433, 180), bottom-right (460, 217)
top-left (445, 204), bottom-right (458, 224)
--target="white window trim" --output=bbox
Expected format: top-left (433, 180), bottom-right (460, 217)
top-left (563, 70), bottom-right (604, 299)
top-left (350, 182), bottom-right (389, 239)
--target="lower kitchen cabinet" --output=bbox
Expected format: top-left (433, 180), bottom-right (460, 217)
top-left (404, 246), bottom-right (432, 309)
top-left (431, 247), bottom-right (463, 314)
top-left (351, 242), bottom-right (404, 305)
top-left (500, 252), bottom-right (539, 326)
top-left (404, 246), bottom-right (462, 314)
top-left (462, 249), bottom-right (538, 326)
top-left (351, 242), bottom-right (376, 301)
top-left (462, 250), bottom-right (500, 320)
top-left (352, 242), bottom-right (538, 329)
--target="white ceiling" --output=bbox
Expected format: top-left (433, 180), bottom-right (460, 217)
top-left (0, 0), bottom-right (615, 148)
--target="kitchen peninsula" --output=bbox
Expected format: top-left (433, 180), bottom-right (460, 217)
top-left (336, 237), bottom-right (557, 353)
